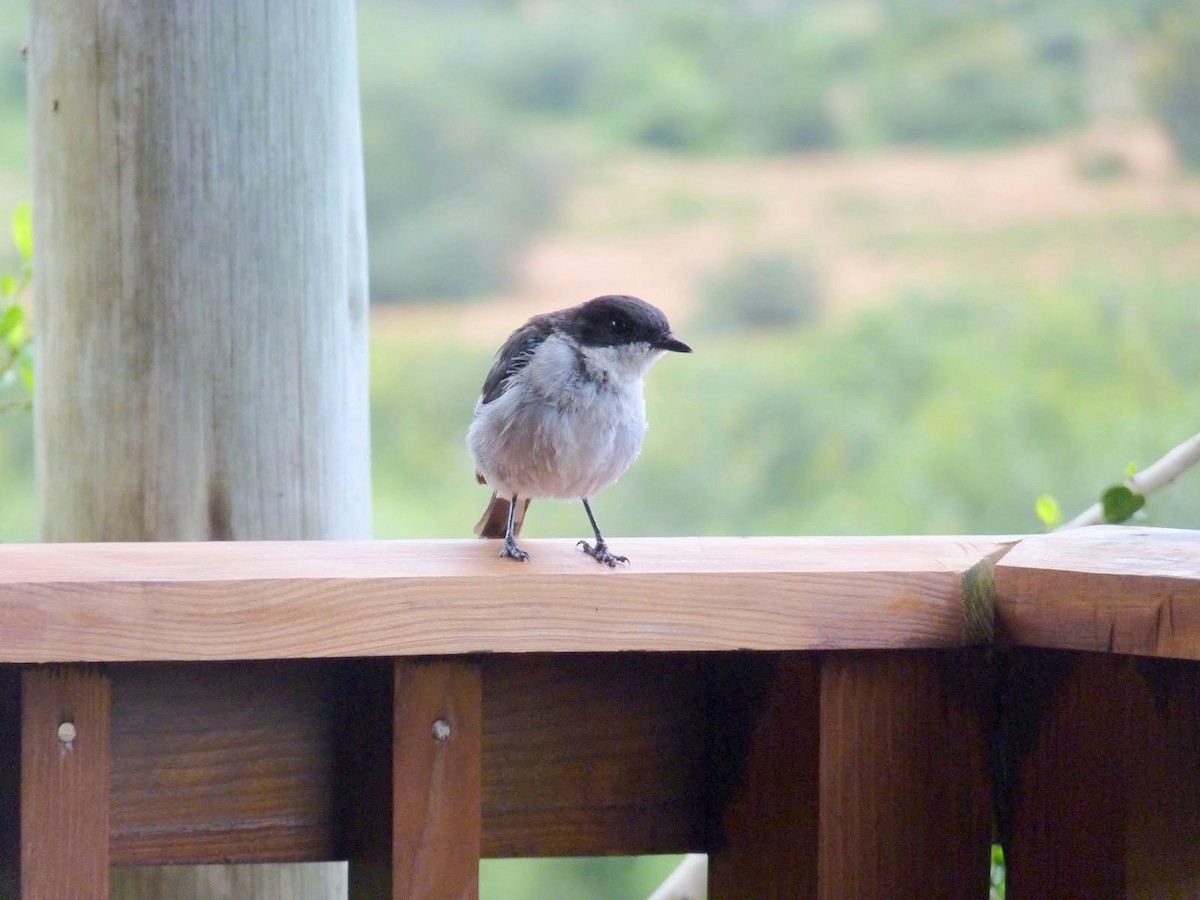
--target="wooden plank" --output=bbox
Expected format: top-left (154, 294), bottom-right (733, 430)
top-left (707, 654), bottom-right (821, 900)
top-left (108, 662), bottom-right (339, 865)
top-left (392, 659), bottom-right (481, 900)
top-left (88, 655), bottom-right (711, 867)
top-left (0, 536), bottom-right (1007, 662)
top-left (21, 666), bottom-right (111, 900)
top-left (996, 526), bottom-right (1200, 659)
top-left (482, 653), bottom-right (708, 858)
top-left (817, 651), bottom-right (993, 899)
top-left (998, 650), bottom-right (1134, 897)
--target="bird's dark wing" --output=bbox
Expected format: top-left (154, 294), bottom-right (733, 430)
top-left (479, 317), bottom-right (553, 405)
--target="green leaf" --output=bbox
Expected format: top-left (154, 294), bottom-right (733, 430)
top-left (1125, 461), bottom-right (1139, 479)
top-left (18, 347), bottom-right (33, 391)
top-left (0, 304), bottom-right (23, 343)
top-left (1101, 485), bottom-right (1145, 525)
top-left (12, 202), bottom-right (32, 262)
top-left (0, 275), bottom-right (15, 297)
top-left (1035, 494), bottom-right (1061, 529)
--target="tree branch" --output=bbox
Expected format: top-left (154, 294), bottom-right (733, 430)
top-left (1061, 429), bottom-right (1200, 529)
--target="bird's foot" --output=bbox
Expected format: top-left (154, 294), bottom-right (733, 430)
top-left (577, 540), bottom-right (628, 567)
top-left (499, 538), bottom-right (530, 562)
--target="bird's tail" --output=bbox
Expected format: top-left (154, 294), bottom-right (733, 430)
top-left (474, 492), bottom-right (531, 539)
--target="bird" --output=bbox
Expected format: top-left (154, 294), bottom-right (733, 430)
top-left (467, 294), bottom-right (691, 565)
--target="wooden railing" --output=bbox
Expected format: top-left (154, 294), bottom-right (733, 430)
top-left (0, 525), bottom-right (1196, 898)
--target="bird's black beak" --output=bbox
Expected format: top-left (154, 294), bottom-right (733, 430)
top-left (655, 334), bottom-right (692, 353)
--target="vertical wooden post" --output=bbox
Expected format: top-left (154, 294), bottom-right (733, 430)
top-left (1001, 652), bottom-right (1200, 899)
top-left (1000, 651), bottom-right (1134, 898)
top-left (20, 666), bottom-right (111, 900)
top-left (707, 654), bottom-right (821, 900)
top-left (30, 0), bottom-right (370, 894)
top-left (1126, 657), bottom-right (1200, 898)
top-left (393, 660), bottom-right (482, 898)
top-left (345, 660), bottom-right (482, 900)
top-left (817, 651), bottom-right (993, 899)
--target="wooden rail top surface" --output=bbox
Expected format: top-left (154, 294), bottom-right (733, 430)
top-left (995, 525), bottom-right (1200, 659)
top-left (0, 526), bottom-right (1196, 664)
top-left (0, 535), bottom-right (1006, 663)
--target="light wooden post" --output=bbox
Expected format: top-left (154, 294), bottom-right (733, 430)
top-left (30, 0), bottom-right (371, 543)
top-left (28, 0), bottom-right (370, 897)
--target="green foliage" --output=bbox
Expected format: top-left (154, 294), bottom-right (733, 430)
top-left (858, 17), bottom-right (1086, 148)
top-left (357, 20), bottom-right (569, 303)
top-left (699, 251), bottom-right (823, 332)
top-left (1035, 495), bottom-right (1062, 530)
top-left (1101, 485), bottom-right (1146, 524)
top-left (1, 203), bottom-right (33, 413)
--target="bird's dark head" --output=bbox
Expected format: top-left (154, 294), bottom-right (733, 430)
top-left (567, 295), bottom-right (692, 354)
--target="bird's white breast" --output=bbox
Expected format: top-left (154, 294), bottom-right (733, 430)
top-left (467, 335), bottom-right (664, 501)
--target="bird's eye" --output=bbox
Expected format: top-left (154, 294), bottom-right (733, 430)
top-left (610, 317), bottom-right (626, 333)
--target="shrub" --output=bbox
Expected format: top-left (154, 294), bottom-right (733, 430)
top-left (698, 251), bottom-right (823, 332)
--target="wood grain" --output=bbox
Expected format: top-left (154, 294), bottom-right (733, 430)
top-left (817, 651), bottom-right (994, 899)
top-left (0, 536), bottom-right (1007, 662)
top-left (40, 655), bottom-right (713, 866)
top-left (21, 666), bottom-right (111, 900)
top-left (996, 526), bottom-right (1200, 659)
top-left (29, 0), bottom-right (371, 545)
top-left (108, 663), bottom-right (340, 865)
top-left (482, 653), bottom-right (709, 858)
top-left (392, 660), bottom-right (481, 900)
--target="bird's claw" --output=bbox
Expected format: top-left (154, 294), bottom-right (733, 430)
top-left (500, 539), bottom-right (530, 562)
top-left (577, 539), bottom-right (628, 567)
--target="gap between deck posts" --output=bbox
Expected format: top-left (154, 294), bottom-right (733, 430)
top-left (817, 650), bottom-right (994, 900)
top-left (343, 658), bottom-right (482, 900)
top-left (20, 665), bottom-right (112, 900)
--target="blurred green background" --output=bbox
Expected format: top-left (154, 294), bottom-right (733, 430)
top-left (4, 0), bottom-right (1200, 896)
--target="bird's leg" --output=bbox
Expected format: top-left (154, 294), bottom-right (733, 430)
top-left (499, 494), bottom-right (530, 562)
top-left (577, 498), bottom-right (628, 566)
